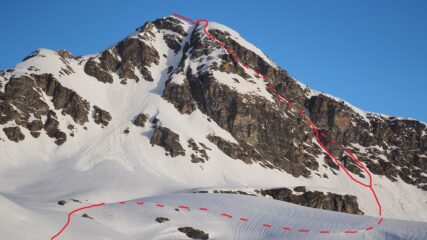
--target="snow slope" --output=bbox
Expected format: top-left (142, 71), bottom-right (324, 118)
top-left (10, 193), bottom-right (427, 240)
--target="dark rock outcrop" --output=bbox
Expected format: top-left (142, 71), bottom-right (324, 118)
top-left (150, 127), bottom-right (185, 157)
top-left (93, 106), bottom-right (112, 126)
top-left (81, 213), bottom-right (93, 220)
top-left (44, 111), bottom-right (66, 145)
top-left (163, 34), bottom-right (182, 53)
top-left (3, 126), bottom-right (25, 142)
top-left (187, 138), bottom-right (209, 163)
top-left (155, 217), bottom-right (169, 223)
top-left (207, 135), bottom-right (264, 165)
top-left (0, 72), bottom-right (89, 145)
top-left (162, 80), bottom-right (196, 114)
top-left (195, 187), bottom-right (363, 215)
top-left (260, 187), bottom-right (364, 215)
top-left (28, 120), bottom-right (43, 137)
top-left (34, 74), bottom-right (90, 125)
top-left (152, 17), bottom-right (188, 37)
top-left (115, 38), bottom-right (159, 82)
top-left (178, 227), bottom-right (209, 240)
top-left (1, 75), bottom-right (49, 126)
top-left (57, 49), bottom-right (74, 59)
top-left (84, 24), bottom-right (160, 84)
top-left (133, 113), bottom-right (148, 127)
top-left (84, 59), bottom-right (114, 83)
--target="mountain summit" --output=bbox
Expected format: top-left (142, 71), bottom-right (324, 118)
top-left (0, 16), bottom-right (426, 239)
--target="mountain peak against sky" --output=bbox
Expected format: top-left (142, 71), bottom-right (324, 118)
top-left (2, 1), bottom-right (427, 122)
top-left (0, 14), bottom-right (426, 240)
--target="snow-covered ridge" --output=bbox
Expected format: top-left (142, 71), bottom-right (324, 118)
top-left (208, 21), bottom-right (278, 68)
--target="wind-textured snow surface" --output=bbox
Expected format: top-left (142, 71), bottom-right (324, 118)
top-left (0, 15), bottom-right (426, 239)
top-left (5, 193), bottom-right (427, 239)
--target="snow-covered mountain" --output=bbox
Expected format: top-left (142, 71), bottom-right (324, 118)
top-left (0, 15), bottom-right (426, 239)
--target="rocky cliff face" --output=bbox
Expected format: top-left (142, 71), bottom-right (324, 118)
top-left (160, 18), bottom-right (427, 190)
top-left (0, 16), bottom-right (426, 220)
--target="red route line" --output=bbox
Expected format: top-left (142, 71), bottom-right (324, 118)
top-left (171, 12), bottom-right (383, 217)
top-left (263, 223), bottom-right (272, 228)
top-left (50, 202), bottom-right (105, 240)
top-left (221, 213), bottom-right (233, 219)
top-left (50, 13), bottom-right (386, 239)
top-left (179, 205), bottom-right (190, 210)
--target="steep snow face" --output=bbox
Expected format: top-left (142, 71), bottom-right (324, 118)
top-left (208, 21), bottom-right (278, 69)
top-left (0, 15), bottom-right (426, 239)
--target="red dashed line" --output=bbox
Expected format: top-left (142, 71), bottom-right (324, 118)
top-left (282, 226), bottom-right (292, 231)
top-left (263, 223), bottom-right (272, 228)
top-left (221, 213), bottom-right (233, 219)
top-left (51, 201), bottom-right (382, 239)
top-left (377, 218), bottom-right (384, 225)
top-left (179, 205), bottom-right (190, 210)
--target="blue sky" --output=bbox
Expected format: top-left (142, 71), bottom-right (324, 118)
top-left (1, 1), bottom-right (426, 121)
